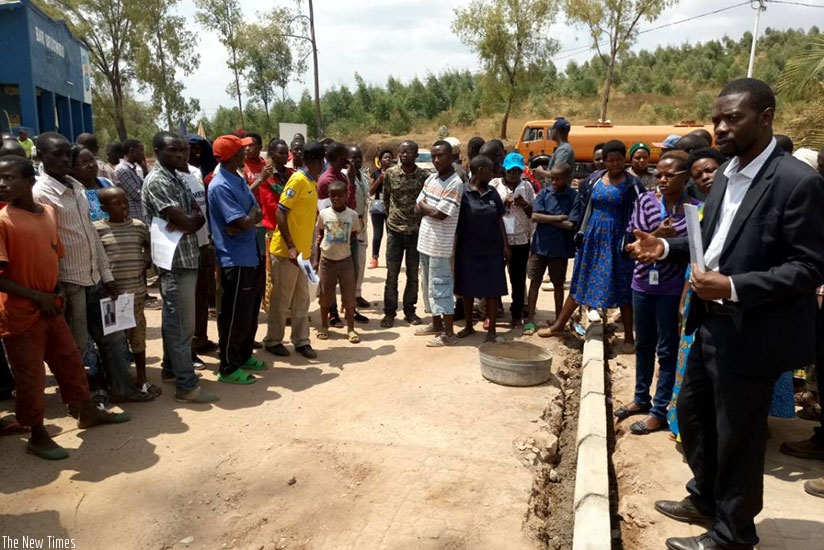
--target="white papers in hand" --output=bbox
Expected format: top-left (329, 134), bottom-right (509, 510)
top-left (150, 217), bottom-right (184, 270)
top-left (684, 204), bottom-right (705, 273)
top-left (503, 215), bottom-right (516, 235)
top-left (100, 293), bottom-right (136, 336)
top-left (297, 253), bottom-right (319, 284)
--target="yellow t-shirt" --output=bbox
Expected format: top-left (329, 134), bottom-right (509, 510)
top-left (270, 169), bottom-right (318, 258)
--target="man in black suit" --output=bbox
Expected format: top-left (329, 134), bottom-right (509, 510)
top-left (628, 78), bottom-right (824, 550)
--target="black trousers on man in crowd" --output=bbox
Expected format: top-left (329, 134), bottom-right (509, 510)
top-left (676, 314), bottom-right (779, 548)
top-left (217, 263), bottom-right (263, 376)
top-left (814, 301), bottom-right (824, 446)
top-left (507, 243), bottom-right (530, 321)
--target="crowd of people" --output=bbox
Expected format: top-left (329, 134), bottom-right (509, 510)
top-left (1, 77), bottom-right (824, 550)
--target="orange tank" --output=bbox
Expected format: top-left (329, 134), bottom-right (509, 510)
top-left (515, 120), bottom-right (715, 164)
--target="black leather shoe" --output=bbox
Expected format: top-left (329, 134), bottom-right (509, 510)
top-left (296, 345), bottom-right (317, 359)
top-left (655, 498), bottom-right (714, 526)
top-left (356, 297), bottom-right (370, 308)
top-left (264, 344), bottom-right (290, 357)
top-left (666, 533), bottom-right (748, 550)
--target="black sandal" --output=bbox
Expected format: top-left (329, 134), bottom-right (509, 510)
top-left (614, 402), bottom-right (651, 421)
top-left (629, 417), bottom-right (667, 435)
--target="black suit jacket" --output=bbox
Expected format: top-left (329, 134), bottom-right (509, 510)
top-left (668, 147), bottom-right (824, 377)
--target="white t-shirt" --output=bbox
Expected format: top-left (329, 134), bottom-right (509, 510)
top-left (317, 206), bottom-right (360, 261)
top-left (416, 172), bottom-right (464, 258)
top-left (179, 165), bottom-right (209, 246)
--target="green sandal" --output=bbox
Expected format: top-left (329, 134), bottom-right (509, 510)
top-left (523, 322), bottom-right (536, 336)
top-left (217, 369), bottom-right (257, 385)
top-left (240, 357), bottom-right (267, 371)
top-left (26, 441), bottom-right (69, 460)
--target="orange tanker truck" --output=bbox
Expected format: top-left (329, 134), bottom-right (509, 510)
top-left (515, 120), bottom-right (714, 171)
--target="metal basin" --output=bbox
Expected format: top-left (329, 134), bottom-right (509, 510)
top-left (478, 341), bottom-right (553, 387)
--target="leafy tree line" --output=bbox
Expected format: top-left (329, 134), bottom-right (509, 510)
top-left (203, 25), bottom-right (822, 142)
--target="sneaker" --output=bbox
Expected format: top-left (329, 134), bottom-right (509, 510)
top-left (368, 258), bottom-right (378, 269)
top-left (175, 386), bottom-right (220, 403)
top-left (295, 345), bottom-right (317, 359)
top-left (356, 297), bottom-right (370, 308)
top-left (162, 371), bottom-right (203, 384)
top-left (380, 315), bottom-right (395, 328)
top-left (426, 334), bottom-right (457, 347)
top-left (191, 354), bottom-right (206, 370)
top-left (415, 323), bottom-right (438, 336)
top-left (804, 477), bottom-right (824, 499)
top-left (354, 311), bottom-right (369, 324)
top-left (780, 438), bottom-right (824, 460)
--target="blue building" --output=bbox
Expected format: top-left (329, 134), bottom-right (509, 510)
top-left (0, 0), bottom-right (93, 139)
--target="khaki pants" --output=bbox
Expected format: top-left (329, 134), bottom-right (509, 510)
top-left (356, 238), bottom-right (368, 298)
top-left (264, 255), bottom-right (311, 348)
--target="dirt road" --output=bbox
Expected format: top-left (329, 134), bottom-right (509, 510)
top-left (0, 269), bottom-right (571, 550)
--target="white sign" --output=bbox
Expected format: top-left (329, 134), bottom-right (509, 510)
top-left (150, 217), bottom-right (184, 270)
top-left (100, 293), bottom-right (136, 336)
top-left (34, 26), bottom-right (65, 58)
top-left (684, 204), bottom-right (705, 273)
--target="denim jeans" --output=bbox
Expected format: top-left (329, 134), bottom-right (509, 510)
top-left (383, 229), bottom-right (420, 317)
top-left (420, 253), bottom-right (454, 316)
top-left (633, 290), bottom-right (680, 421)
top-left (62, 282), bottom-right (134, 397)
top-left (159, 268), bottom-right (199, 393)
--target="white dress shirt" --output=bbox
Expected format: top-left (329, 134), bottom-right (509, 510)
top-left (662, 138), bottom-right (777, 301)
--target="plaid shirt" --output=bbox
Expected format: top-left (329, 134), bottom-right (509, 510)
top-left (141, 163), bottom-right (200, 270)
top-left (115, 160), bottom-right (145, 222)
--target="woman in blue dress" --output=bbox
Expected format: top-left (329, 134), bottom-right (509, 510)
top-left (71, 145), bottom-right (112, 222)
top-left (540, 140), bottom-right (645, 346)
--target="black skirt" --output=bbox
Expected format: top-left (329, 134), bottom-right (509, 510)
top-left (454, 252), bottom-right (508, 298)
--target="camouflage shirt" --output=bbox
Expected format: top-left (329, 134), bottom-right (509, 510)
top-left (383, 165), bottom-right (429, 234)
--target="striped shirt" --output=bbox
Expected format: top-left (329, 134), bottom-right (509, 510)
top-left (94, 219), bottom-right (150, 294)
top-left (33, 173), bottom-right (114, 286)
top-left (416, 172), bottom-right (464, 258)
top-left (115, 160), bottom-right (146, 222)
top-left (627, 191), bottom-right (702, 296)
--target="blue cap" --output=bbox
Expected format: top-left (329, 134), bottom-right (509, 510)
top-left (551, 117), bottom-right (571, 132)
top-left (503, 152), bottom-right (525, 171)
top-left (653, 134), bottom-right (681, 150)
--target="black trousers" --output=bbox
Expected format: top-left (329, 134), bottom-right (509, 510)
top-left (194, 245), bottom-right (216, 344)
top-left (218, 263), bottom-right (263, 376)
top-left (814, 301), bottom-right (824, 446)
top-left (507, 243), bottom-right (530, 319)
top-left (677, 314), bottom-right (778, 549)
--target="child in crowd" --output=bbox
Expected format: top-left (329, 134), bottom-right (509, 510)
top-left (94, 187), bottom-right (159, 396)
top-left (525, 162), bottom-right (577, 336)
top-left (0, 156), bottom-right (129, 460)
top-left (313, 180), bottom-right (361, 344)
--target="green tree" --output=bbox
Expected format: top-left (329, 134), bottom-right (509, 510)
top-left (92, 76), bottom-right (160, 146)
top-left (195, 0), bottom-right (245, 128)
top-left (42, 0), bottom-right (140, 139)
top-left (237, 8), bottom-right (305, 129)
top-left (134, 0), bottom-right (201, 131)
top-left (452, 0), bottom-right (560, 139)
top-left (776, 35), bottom-right (824, 146)
top-left (564, 0), bottom-right (679, 122)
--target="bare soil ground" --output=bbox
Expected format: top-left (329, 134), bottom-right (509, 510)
top-left (607, 334), bottom-right (824, 550)
top-left (0, 268), bottom-right (581, 550)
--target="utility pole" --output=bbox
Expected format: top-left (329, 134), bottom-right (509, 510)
top-left (747, 0), bottom-right (767, 78)
top-left (288, 0), bottom-right (323, 138)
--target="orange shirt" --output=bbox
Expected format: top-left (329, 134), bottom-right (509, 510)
top-left (0, 204), bottom-right (64, 337)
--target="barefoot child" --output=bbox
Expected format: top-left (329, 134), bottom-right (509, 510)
top-left (313, 180), bottom-right (361, 343)
top-left (0, 156), bottom-right (129, 460)
top-left (94, 187), bottom-right (160, 396)
top-left (525, 162), bottom-right (577, 335)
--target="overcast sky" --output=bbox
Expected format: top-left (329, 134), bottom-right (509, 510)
top-left (175, 0), bottom-right (822, 117)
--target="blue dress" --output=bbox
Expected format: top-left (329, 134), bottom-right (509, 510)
top-left (569, 178), bottom-right (634, 309)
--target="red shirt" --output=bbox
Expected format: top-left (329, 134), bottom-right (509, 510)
top-left (259, 167), bottom-right (294, 230)
top-left (243, 156), bottom-right (268, 204)
top-left (317, 166), bottom-right (356, 210)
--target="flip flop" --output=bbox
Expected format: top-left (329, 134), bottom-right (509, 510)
top-left (348, 331), bottom-right (361, 344)
top-left (456, 327), bottom-right (476, 339)
top-left (523, 322), bottom-right (536, 336)
top-left (240, 357), bottom-right (267, 372)
top-left (26, 441), bottom-right (69, 460)
top-left (0, 417), bottom-right (29, 436)
top-left (217, 369), bottom-right (257, 385)
top-left (316, 330), bottom-right (329, 340)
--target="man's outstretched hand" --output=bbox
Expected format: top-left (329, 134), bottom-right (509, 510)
top-left (625, 230), bottom-right (665, 264)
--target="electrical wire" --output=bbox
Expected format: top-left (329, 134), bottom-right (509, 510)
top-left (768, 0), bottom-right (824, 7)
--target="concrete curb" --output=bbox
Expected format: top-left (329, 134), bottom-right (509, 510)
top-left (572, 322), bottom-right (611, 550)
